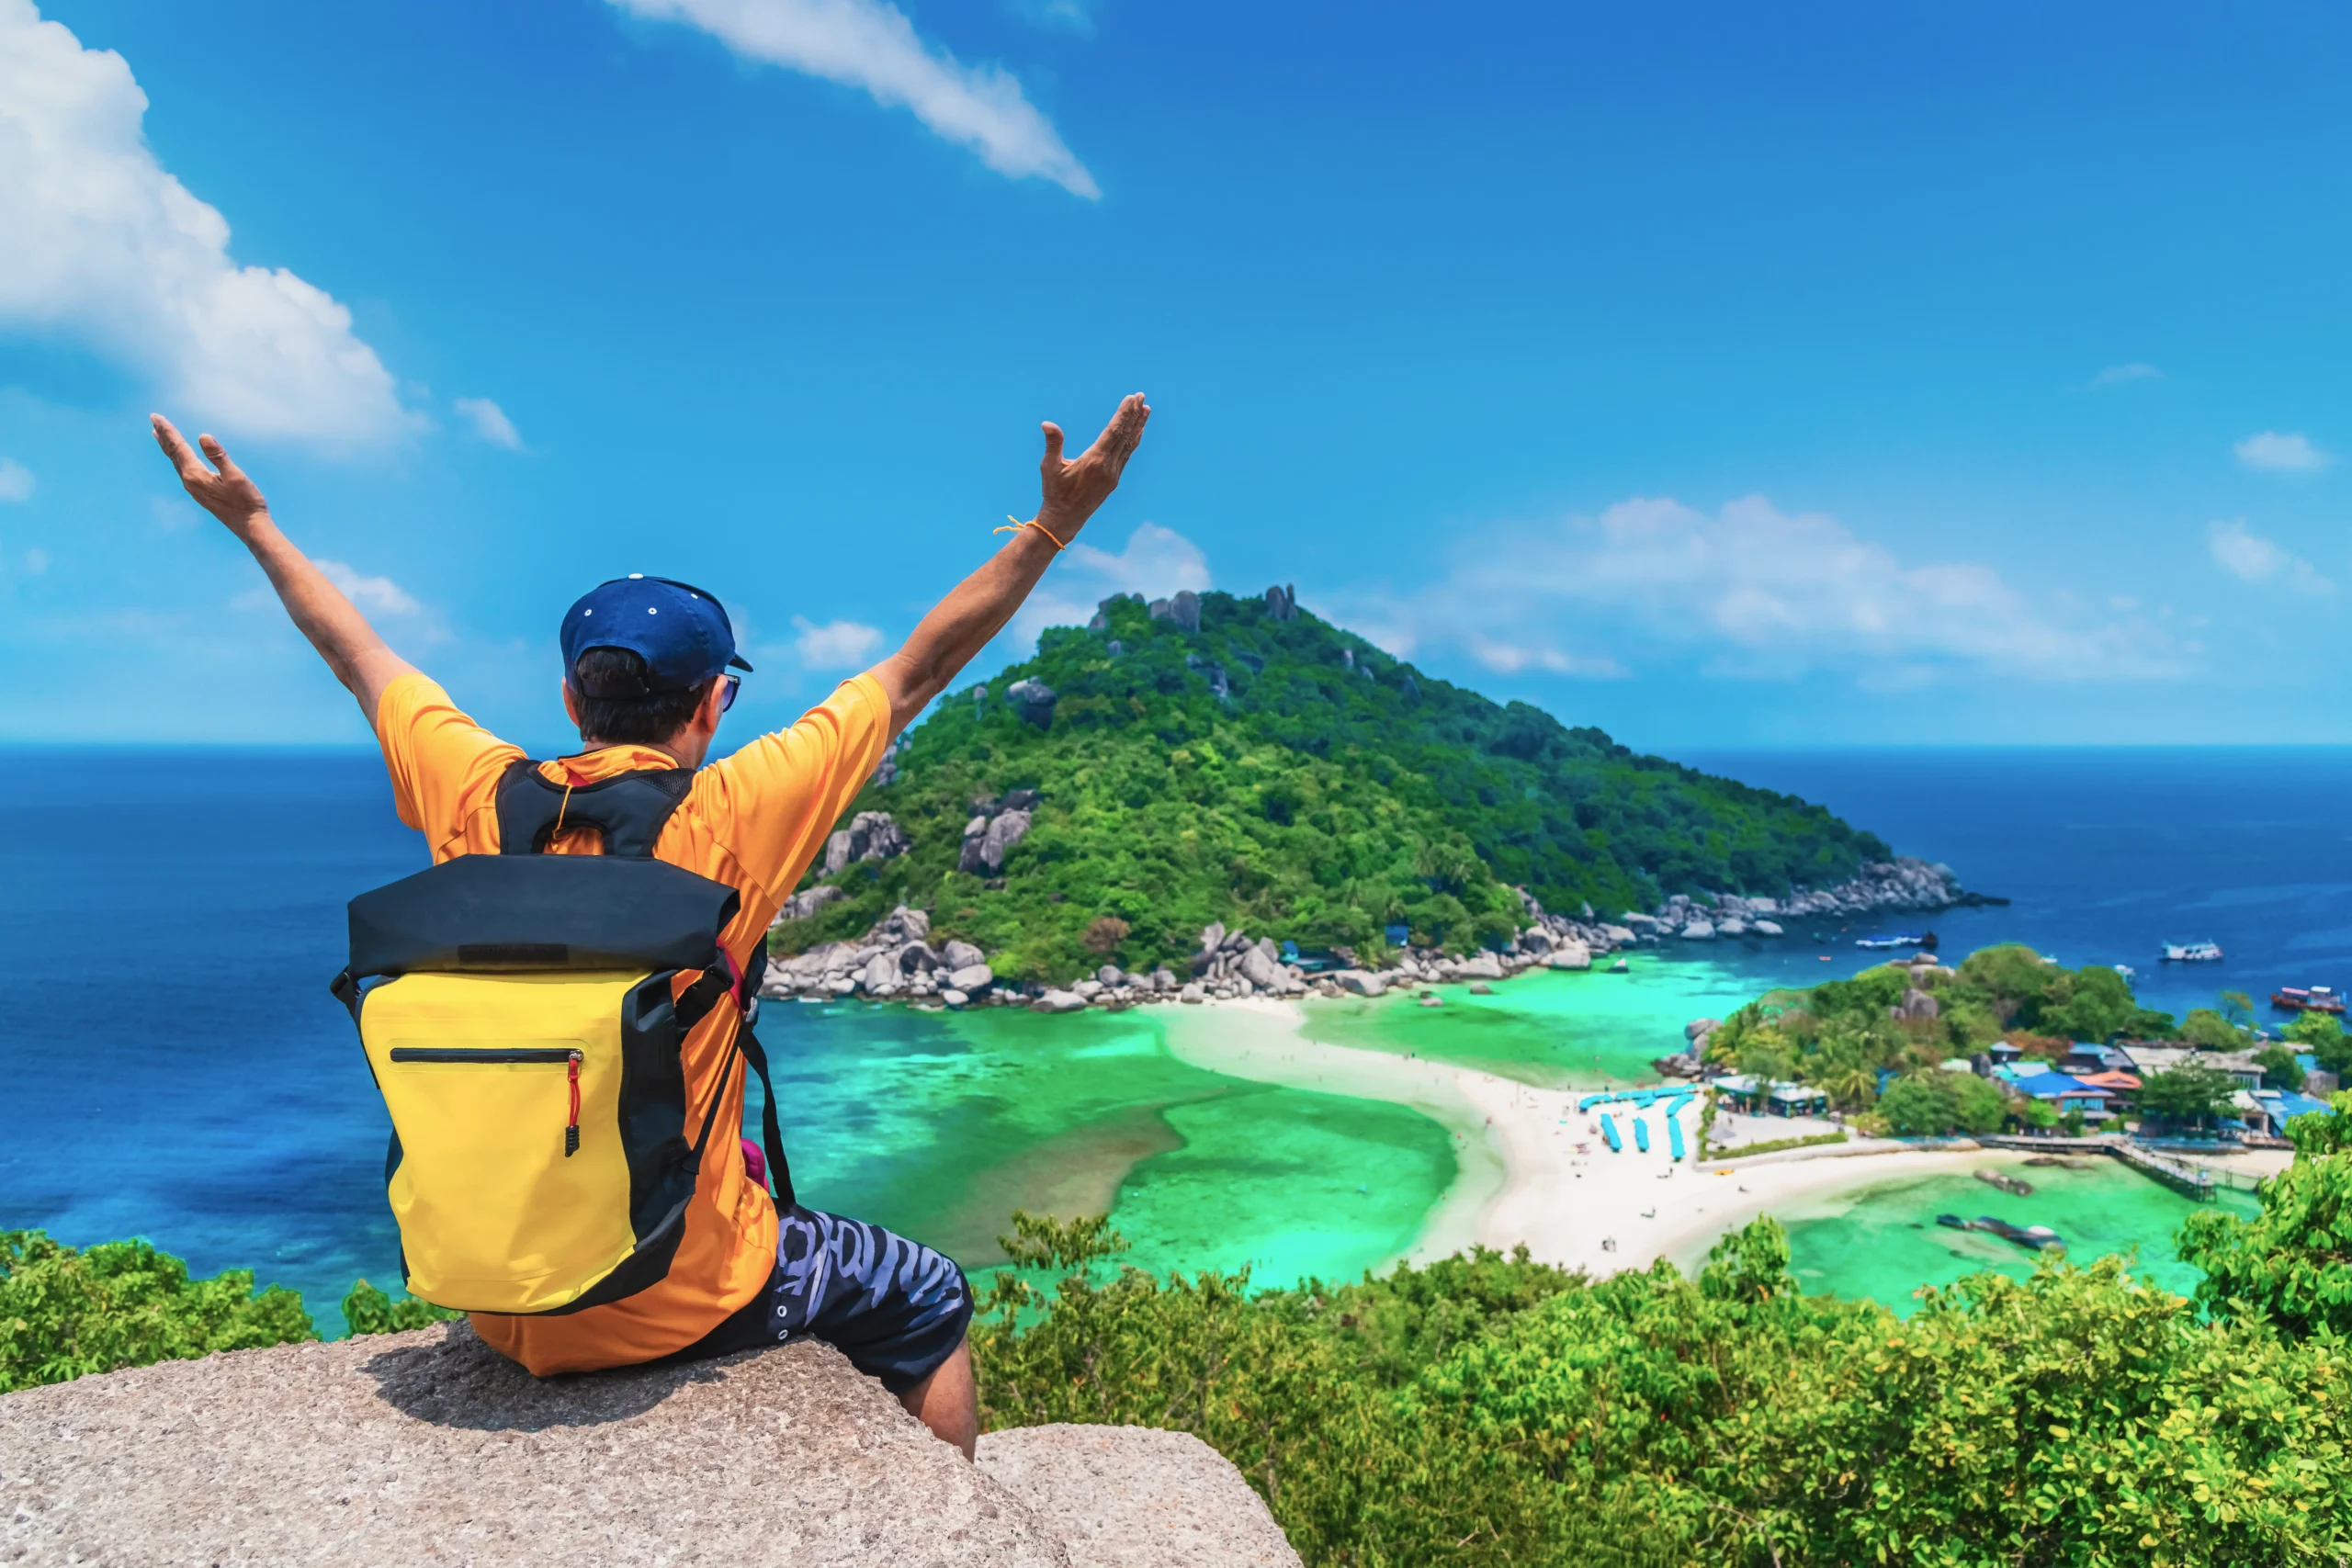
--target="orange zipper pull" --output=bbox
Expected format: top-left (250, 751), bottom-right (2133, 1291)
top-left (565, 1050), bottom-right (582, 1156)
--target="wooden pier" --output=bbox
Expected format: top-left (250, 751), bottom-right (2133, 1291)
top-left (2109, 1141), bottom-right (2219, 1201)
top-left (1976, 1133), bottom-right (2222, 1200)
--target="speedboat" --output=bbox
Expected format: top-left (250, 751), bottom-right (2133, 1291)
top-left (1856, 934), bottom-right (1928, 951)
top-left (2161, 941), bottom-right (2223, 963)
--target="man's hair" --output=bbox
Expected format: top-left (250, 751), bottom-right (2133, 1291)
top-left (571, 648), bottom-right (710, 745)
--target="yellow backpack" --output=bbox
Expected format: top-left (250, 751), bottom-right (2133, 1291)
top-left (330, 764), bottom-right (788, 1316)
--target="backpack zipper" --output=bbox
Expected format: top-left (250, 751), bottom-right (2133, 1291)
top-left (385, 1047), bottom-right (587, 1157)
top-left (566, 1051), bottom-right (582, 1156)
top-left (388, 1047), bottom-right (580, 1064)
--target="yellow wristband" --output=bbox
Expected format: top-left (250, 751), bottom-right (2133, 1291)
top-left (995, 515), bottom-right (1068, 550)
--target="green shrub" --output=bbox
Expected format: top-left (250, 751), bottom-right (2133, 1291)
top-left (976, 1206), bottom-right (2352, 1566)
top-left (342, 1279), bottom-right (465, 1335)
top-left (0, 1231), bottom-right (315, 1394)
top-left (1877, 1071), bottom-right (2004, 1135)
top-left (1712, 1130), bottom-right (1849, 1159)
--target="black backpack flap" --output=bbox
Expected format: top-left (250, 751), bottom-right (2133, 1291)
top-left (348, 853), bottom-right (741, 979)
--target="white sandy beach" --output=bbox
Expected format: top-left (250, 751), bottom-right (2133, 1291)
top-left (1160, 997), bottom-right (2018, 1279)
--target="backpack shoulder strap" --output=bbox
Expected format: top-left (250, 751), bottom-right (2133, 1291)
top-left (494, 759), bottom-right (695, 858)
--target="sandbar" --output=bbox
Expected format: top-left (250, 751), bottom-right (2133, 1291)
top-left (1161, 998), bottom-right (2010, 1280)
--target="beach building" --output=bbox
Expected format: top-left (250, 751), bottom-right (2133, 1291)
top-left (1986, 1041), bottom-right (2027, 1067)
top-left (2120, 1044), bottom-right (2268, 1090)
top-left (1713, 1073), bottom-right (1830, 1117)
top-left (1996, 1066), bottom-right (2117, 1124)
top-left (2058, 1043), bottom-right (2134, 1077)
top-left (2238, 1088), bottom-right (2335, 1136)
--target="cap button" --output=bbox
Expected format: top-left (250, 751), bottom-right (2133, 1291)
top-left (628, 572), bottom-right (644, 580)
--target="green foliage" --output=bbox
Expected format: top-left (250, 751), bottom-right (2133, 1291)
top-left (2286, 1011), bottom-right (2352, 1077)
top-left (786, 594), bottom-right (1895, 982)
top-left (1713, 1131), bottom-right (1849, 1159)
top-left (2181, 1007), bottom-right (2250, 1050)
top-left (2253, 1043), bottom-right (2309, 1094)
top-left (1876, 1071), bottom-right (2006, 1135)
top-left (0, 1231), bottom-right (315, 1394)
top-left (2179, 1090), bottom-right (2352, 1341)
top-left (341, 1279), bottom-right (465, 1336)
top-left (2138, 1062), bottom-right (2240, 1128)
top-left (977, 1213), bottom-right (2352, 1565)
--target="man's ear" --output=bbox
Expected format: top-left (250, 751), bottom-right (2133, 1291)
top-left (561, 681), bottom-right (582, 731)
top-left (695, 677), bottom-right (728, 737)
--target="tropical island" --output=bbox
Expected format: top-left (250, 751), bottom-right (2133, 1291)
top-left (765, 586), bottom-right (1970, 999)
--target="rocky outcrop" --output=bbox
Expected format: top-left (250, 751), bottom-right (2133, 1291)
top-left (759, 854), bottom-right (1973, 1017)
top-left (1182, 926), bottom-right (1308, 999)
top-left (961, 807), bottom-right (1035, 874)
top-left (821, 810), bottom-right (910, 876)
top-left (779, 883), bottom-right (844, 921)
top-left (1006, 678), bottom-right (1058, 730)
top-left (1262, 583), bottom-right (1298, 622)
top-left (982, 1424), bottom-right (1302, 1568)
top-left (0, 1324), bottom-right (1297, 1568)
top-left (1625, 859), bottom-right (1966, 937)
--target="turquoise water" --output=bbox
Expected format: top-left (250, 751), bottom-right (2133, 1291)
top-left (769, 1000), bottom-right (1455, 1286)
top-left (1299, 961), bottom-right (1756, 1087)
top-left (1780, 1162), bottom-right (2260, 1314)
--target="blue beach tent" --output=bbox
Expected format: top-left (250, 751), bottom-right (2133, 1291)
top-left (1600, 1113), bottom-right (1622, 1152)
top-left (1633, 1118), bottom-right (1651, 1153)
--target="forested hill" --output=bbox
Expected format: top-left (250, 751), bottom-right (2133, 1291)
top-left (776, 587), bottom-right (1895, 984)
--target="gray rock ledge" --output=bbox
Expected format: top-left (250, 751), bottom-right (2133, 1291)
top-left (979, 1424), bottom-right (1302, 1568)
top-left (0, 1322), bottom-right (1295, 1568)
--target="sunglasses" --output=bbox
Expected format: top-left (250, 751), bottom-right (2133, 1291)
top-left (718, 673), bottom-right (741, 714)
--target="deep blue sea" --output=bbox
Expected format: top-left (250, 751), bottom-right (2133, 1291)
top-left (3, 745), bottom-right (2346, 1333)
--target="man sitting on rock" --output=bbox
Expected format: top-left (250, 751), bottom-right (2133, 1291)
top-left (148, 392), bottom-right (1152, 1457)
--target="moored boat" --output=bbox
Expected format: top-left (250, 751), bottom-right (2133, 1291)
top-left (1936, 1214), bottom-right (2064, 1251)
top-left (2160, 941), bottom-right (2223, 963)
top-left (2271, 985), bottom-right (2346, 1015)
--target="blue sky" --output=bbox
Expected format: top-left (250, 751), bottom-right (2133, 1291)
top-left (2, 0), bottom-right (2347, 751)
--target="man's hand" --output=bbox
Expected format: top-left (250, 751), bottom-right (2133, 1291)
top-left (152, 415), bottom-right (270, 536)
top-left (868, 391), bottom-right (1153, 735)
top-left (146, 411), bottom-right (415, 721)
top-left (1035, 392), bottom-right (1150, 543)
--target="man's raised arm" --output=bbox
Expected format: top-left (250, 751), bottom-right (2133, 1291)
top-left (868, 392), bottom-right (1151, 737)
top-left (150, 414), bottom-right (417, 727)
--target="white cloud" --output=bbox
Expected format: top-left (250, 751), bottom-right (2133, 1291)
top-left (454, 397), bottom-right (524, 451)
top-left (2089, 363), bottom-right (2161, 387)
top-left (791, 615), bottom-right (885, 667)
top-left (0, 1), bottom-right (408, 447)
top-left (317, 559), bottom-right (423, 616)
top-left (610, 0), bottom-right (1098, 197)
top-left (0, 458), bottom-right (30, 502)
top-left (1351, 495), bottom-right (2184, 684)
top-left (2206, 518), bottom-right (2333, 596)
top-left (1464, 636), bottom-right (1626, 680)
top-left (1012, 520), bottom-right (1209, 645)
top-left (2234, 431), bottom-right (2331, 472)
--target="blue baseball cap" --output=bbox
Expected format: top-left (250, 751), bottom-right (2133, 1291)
top-left (560, 575), bottom-right (753, 697)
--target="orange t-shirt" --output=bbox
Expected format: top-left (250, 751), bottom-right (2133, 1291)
top-left (370, 670), bottom-right (889, 1375)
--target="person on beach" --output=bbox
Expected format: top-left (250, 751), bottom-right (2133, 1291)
top-left (148, 393), bottom-right (1152, 1458)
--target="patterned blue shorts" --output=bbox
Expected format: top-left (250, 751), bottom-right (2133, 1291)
top-left (668, 1206), bottom-right (973, 1393)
